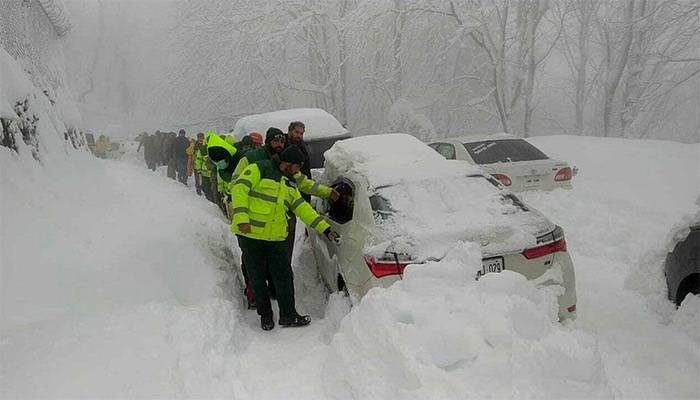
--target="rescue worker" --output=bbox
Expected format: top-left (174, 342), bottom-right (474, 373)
top-left (175, 129), bottom-right (190, 185)
top-left (232, 145), bottom-right (341, 330)
top-left (144, 132), bottom-right (157, 171)
top-left (193, 133), bottom-right (206, 195)
top-left (230, 127), bottom-right (339, 308)
top-left (194, 133), bottom-right (215, 201)
top-left (207, 133), bottom-right (243, 218)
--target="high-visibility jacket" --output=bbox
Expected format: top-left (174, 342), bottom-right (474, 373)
top-left (207, 134), bottom-right (242, 196)
top-left (231, 159), bottom-right (330, 241)
top-left (231, 147), bottom-right (333, 200)
top-left (194, 143), bottom-right (211, 178)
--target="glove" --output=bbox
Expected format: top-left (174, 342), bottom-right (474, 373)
top-left (323, 227), bottom-right (342, 245)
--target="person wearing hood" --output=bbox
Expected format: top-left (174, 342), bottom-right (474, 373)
top-left (207, 133), bottom-right (242, 217)
top-left (231, 145), bottom-right (341, 330)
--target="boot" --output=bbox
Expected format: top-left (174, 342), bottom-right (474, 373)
top-left (279, 313), bottom-right (311, 328)
top-left (261, 315), bottom-right (274, 331)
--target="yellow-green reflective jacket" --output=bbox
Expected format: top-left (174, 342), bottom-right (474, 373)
top-left (207, 133), bottom-right (239, 189)
top-left (230, 148), bottom-right (333, 200)
top-left (231, 160), bottom-right (330, 241)
top-left (194, 144), bottom-right (211, 177)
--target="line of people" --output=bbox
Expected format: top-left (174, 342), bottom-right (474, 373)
top-left (137, 129), bottom-right (193, 185)
top-left (142, 122), bottom-right (342, 331)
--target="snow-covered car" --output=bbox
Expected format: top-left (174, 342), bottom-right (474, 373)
top-left (232, 108), bottom-right (351, 168)
top-left (429, 133), bottom-right (576, 192)
top-left (664, 204), bottom-right (700, 306)
top-left (310, 133), bottom-right (577, 320)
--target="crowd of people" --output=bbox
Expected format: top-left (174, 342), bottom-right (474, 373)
top-left (137, 122), bottom-right (342, 331)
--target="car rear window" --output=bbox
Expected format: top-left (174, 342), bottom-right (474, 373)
top-left (306, 135), bottom-right (349, 168)
top-left (463, 139), bottom-right (549, 164)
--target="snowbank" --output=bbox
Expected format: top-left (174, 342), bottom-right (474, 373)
top-left (521, 135), bottom-right (700, 399)
top-left (0, 48), bottom-right (86, 160)
top-left (324, 242), bottom-right (611, 399)
top-left (37, 0), bottom-right (73, 37)
top-left (2, 133), bottom-right (698, 399)
top-left (232, 108), bottom-right (348, 141)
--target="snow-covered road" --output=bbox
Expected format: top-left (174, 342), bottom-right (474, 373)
top-left (1, 136), bottom-right (698, 399)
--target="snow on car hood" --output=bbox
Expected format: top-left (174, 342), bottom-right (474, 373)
top-left (364, 175), bottom-right (549, 262)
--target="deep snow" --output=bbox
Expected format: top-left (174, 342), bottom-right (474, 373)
top-left (1, 134), bottom-right (699, 399)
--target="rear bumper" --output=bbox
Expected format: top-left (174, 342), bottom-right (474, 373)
top-left (346, 252), bottom-right (578, 321)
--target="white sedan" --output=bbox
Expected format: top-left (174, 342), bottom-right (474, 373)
top-left (429, 133), bottom-right (576, 192)
top-left (310, 133), bottom-right (577, 320)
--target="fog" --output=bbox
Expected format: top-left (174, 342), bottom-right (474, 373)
top-left (62, 0), bottom-right (699, 143)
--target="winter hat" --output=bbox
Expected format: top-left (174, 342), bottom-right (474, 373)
top-left (265, 127), bottom-right (285, 144)
top-left (279, 145), bottom-right (304, 165)
top-left (239, 136), bottom-right (254, 147)
top-left (248, 132), bottom-right (263, 145)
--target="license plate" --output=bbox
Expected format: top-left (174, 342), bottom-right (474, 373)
top-left (523, 175), bottom-right (541, 186)
top-left (481, 257), bottom-right (504, 275)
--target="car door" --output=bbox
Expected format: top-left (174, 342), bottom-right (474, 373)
top-left (314, 177), bottom-right (358, 290)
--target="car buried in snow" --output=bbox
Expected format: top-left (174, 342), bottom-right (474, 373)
top-left (232, 108), bottom-right (351, 169)
top-left (429, 133), bottom-right (576, 192)
top-left (309, 133), bottom-right (577, 320)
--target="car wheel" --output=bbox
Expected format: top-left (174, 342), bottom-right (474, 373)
top-left (675, 273), bottom-right (700, 306)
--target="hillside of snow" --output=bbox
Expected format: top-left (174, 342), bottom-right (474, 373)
top-left (1, 133), bottom-right (698, 399)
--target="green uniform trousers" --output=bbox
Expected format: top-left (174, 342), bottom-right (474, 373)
top-left (238, 235), bottom-right (296, 319)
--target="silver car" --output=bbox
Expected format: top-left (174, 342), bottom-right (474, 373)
top-left (429, 133), bottom-right (576, 192)
top-left (310, 134), bottom-right (577, 320)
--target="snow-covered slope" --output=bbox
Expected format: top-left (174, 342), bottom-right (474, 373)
top-left (1, 134), bottom-right (698, 399)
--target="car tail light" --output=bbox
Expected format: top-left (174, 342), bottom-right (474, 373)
top-left (522, 238), bottom-right (567, 259)
top-left (364, 255), bottom-right (412, 278)
top-left (554, 167), bottom-right (572, 182)
top-left (492, 173), bottom-right (512, 186)
top-left (567, 304), bottom-right (577, 313)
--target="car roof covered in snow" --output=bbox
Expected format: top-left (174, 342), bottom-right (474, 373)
top-left (324, 133), bottom-right (482, 188)
top-left (232, 108), bottom-right (349, 141)
top-left (437, 132), bottom-right (520, 144)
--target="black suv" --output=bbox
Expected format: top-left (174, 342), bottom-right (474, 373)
top-left (665, 222), bottom-right (700, 306)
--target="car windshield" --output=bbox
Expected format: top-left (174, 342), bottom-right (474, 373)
top-left (306, 136), bottom-right (348, 169)
top-left (366, 174), bottom-right (534, 261)
top-left (463, 139), bottom-right (549, 164)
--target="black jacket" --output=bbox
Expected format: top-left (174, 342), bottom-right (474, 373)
top-left (288, 139), bottom-right (311, 201)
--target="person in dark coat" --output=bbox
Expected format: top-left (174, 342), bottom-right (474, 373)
top-left (175, 129), bottom-right (190, 185)
top-left (284, 121), bottom-right (340, 263)
top-left (143, 133), bottom-right (157, 171)
top-left (163, 132), bottom-right (177, 179)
